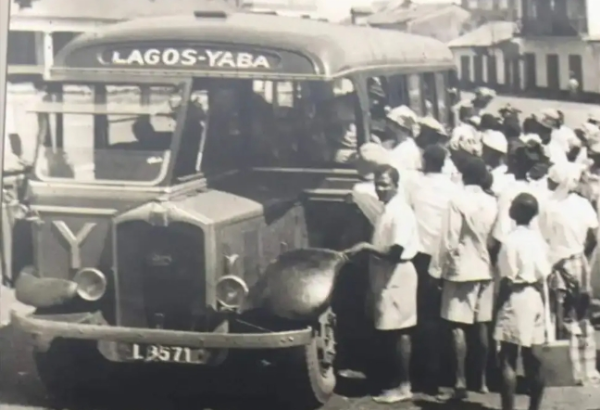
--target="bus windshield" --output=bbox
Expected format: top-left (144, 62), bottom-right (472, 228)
top-left (195, 77), bottom-right (360, 175)
top-left (32, 84), bottom-right (183, 184)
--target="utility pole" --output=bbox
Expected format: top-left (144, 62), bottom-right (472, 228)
top-left (0, 0), bottom-right (10, 182)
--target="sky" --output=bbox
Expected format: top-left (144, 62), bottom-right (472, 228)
top-left (317, 0), bottom-right (459, 22)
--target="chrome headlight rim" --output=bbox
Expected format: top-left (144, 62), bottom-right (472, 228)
top-left (73, 268), bottom-right (107, 302)
top-left (216, 274), bottom-right (249, 309)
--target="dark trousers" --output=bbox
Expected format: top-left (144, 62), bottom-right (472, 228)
top-left (413, 252), bottom-right (444, 393)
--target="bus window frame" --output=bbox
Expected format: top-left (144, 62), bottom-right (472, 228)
top-left (406, 73), bottom-right (423, 116)
top-left (421, 72), bottom-right (439, 119)
top-left (32, 79), bottom-right (192, 187)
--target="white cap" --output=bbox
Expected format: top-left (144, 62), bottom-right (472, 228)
top-left (385, 105), bottom-right (417, 130)
top-left (482, 130), bottom-right (508, 154)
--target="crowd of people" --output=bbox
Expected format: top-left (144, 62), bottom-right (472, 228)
top-left (344, 88), bottom-right (600, 410)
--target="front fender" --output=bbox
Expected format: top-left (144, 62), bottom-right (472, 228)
top-left (241, 249), bottom-right (347, 322)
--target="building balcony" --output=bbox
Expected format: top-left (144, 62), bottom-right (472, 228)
top-left (518, 16), bottom-right (588, 37)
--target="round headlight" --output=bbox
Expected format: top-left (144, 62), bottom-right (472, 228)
top-left (73, 268), bottom-right (107, 302)
top-left (216, 275), bottom-right (249, 309)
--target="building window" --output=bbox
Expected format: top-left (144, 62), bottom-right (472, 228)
top-left (546, 54), bottom-right (560, 91)
top-left (460, 55), bottom-right (471, 85)
top-left (7, 31), bottom-right (38, 65)
top-left (487, 54), bottom-right (498, 86)
top-left (524, 53), bottom-right (537, 90)
top-left (568, 54), bottom-right (583, 91)
top-left (473, 54), bottom-right (484, 85)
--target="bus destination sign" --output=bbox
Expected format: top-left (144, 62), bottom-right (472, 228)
top-left (97, 47), bottom-right (279, 70)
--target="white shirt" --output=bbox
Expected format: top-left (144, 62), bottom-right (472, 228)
top-left (351, 181), bottom-right (382, 226)
top-left (389, 138), bottom-right (421, 171)
top-left (493, 179), bottom-right (549, 243)
top-left (490, 164), bottom-right (510, 196)
top-left (370, 194), bottom-right (420, 292)
top-left (371, 194), bottom-right (420, 263)
top-left (539, 193), bottom-right (598, 264)
top-left (442, 157), bottom-right (462, 184)
top-left (545, 140), bottom-right (568, 165)
top-left (406, 172), bottom-right (459, 256)
top-left (429, 185), bottom-right (498, 281)
top-left (498, 226), bottom-right (551, 284)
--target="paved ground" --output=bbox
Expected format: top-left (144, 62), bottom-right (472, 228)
top-left (3, 92), bottom-right (600, 410)
top-left (2, 283), bottom-right (600, 410)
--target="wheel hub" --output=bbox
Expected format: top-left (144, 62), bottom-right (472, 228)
top-left (317, 310), bottom-right (336, 375)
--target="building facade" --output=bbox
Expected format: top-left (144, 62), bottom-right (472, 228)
top-left (7, 0), bottom-right (235, 82)
top-left (451, 0), bottom-right (600, 100)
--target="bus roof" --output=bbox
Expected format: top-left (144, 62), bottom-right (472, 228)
top-left (52, 11), bottom-right (455, 81)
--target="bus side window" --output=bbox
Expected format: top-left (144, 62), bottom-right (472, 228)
top-left (435, 72), bottom-right (449, 126)
top-left (388, 74), bottom-right (410, 108)
top-left (407, 74), bottom-right (423, 116)
top-left (366, 76), bottom-right (389, 140)
top-left (422, 72), bottom-right (438, 119)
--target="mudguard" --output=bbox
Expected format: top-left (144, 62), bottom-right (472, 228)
top-left (15, 267), bottom-right (77, 308)
top-left (241, 248), bottom-right (347, 322)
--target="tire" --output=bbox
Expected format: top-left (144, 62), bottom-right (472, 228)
top-left (34, 339), bottom-right (113, 405)
top-left (277, 309), bottom-right (337, 410)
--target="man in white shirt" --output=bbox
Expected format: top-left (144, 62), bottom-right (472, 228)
top-left (385, 105), bottom-right (421, 172)
top-left (495, 193), bottom-right (550, 410)
top-left (537, 109), bottom-right (571, 165)
top-left (493, 142), bottom-right (550, 245)
top-left (346, 164), bottom-right (420, 404)
top-left (405, 144), bottom-right (458, 396)
top-left (429, 157), bottom-right (498, 400)
top-left (539, 163), bottom-right (598, 322)
top-left (481, 130), bottom-right (509, 195)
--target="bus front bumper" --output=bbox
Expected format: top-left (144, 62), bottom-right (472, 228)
top-left (10, 310), bottom-right (313, 353)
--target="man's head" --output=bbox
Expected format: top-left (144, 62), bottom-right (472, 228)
top-left (509, 192), bottom-right (539, 226)
top-left (522, 116), bottom-right (539, 135)
top-left (479, 113), bottom-right (500, 132)
top-left (374, 164), bottom-right (400, 203)
top-left (385, 105), bottom-right (417, 139)
top-left (537, 109), bottom-right (560, 144)
top-left (422, 144), bottom-right (447, 174)
top-left (416, 117), bottom-right (447, 149)
top-left (481, 130), bottom-right (508, 166)
top-left (461, 156), bottom-right (489, 188)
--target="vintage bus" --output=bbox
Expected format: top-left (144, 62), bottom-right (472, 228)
top-left (7, 9), bottom-right (457, 408)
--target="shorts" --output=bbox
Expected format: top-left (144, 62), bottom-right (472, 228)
top-left (441, 279), bottom-right (494, 325)
top-left (494, 287), bottom-right (546, 347)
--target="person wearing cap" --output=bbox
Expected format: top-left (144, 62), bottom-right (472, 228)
top-left (578, 129), bottom-right (600, 208)
top-left (492, 140), bottom-right (550, 245)
top-left (471, 87), bottom-right (496, 115)
top-left (495, 192), bottom-right (551, 410)
top-left (499, 105), bottom-right (522, 140)
top-left (539, 163), bottom-right (598, 354)
top-left (322, 92), bottom-right (360, 165)
top-left (451, 105), bottom-right (480, 149)
top-left (568, 71), bottom-right (580, 99)
top-left (536, 109), bottom-right (569, 166)
top-left (416, 116), bottom-right (461, 183)
top-left (429, 156), bottom-right (498, 400)
top-left (345, 164), bottom-right (420, 404)
top-left (385, 105), bottom-right (422, 172)
top-left (482, 130), bottom-right (509, 195)
top-left (404, 144), bottom-right (459, 396)
top-left (352, 143), bottom-right (391, 224)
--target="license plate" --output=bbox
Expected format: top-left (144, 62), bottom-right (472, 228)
top-left (130, 344), bottom-right (206, 364)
